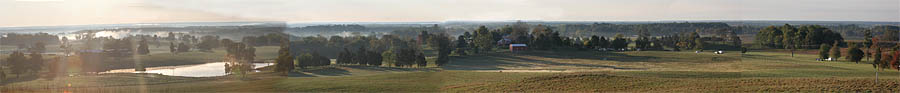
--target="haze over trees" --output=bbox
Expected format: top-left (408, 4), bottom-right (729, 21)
top-left (0, 33), bottom-right (60, 46)
top-left (557, 22), bottom-right (732, 37)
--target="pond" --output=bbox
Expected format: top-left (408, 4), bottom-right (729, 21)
top-left (102, 62), bottom-right (273, 77)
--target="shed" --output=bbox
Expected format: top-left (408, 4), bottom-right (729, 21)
top-left (510, 44), bottom-right (527, 52)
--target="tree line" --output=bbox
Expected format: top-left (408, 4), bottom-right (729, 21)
top-left (556, 22), bottom-right (733, 38)
top-left (275, 28), bottom-right (454, 73)
top-left (755, 24), bottom-right (844, 49)
top-left (1, 33), bottom-right (60, 46)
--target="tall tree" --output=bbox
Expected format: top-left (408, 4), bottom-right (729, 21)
top-left (864, 30), bottom-right (873, 62)
top-left (382, 50), bottom-right (397, 67)
top-left (7, 51), bottom-right (27, 78)
top-left (435, 33), bottom-right (452, 66)
top-left (473, 26), bottom-right (494, 53)
top-left (694, 39), bottom-right (705, 50)
top-left (587, 35), bottom-right (600, 49)
top-left (28, 52), bottom-right (44, 75)
top-left (137, 38), bottom-right (150, 55)
top-left (169, 42), bottom-right (177, 54)
top-left (415, 53), bottom-right (427, 67)
top-left (819, 44), bottom-right (831, 59)
top-left (848, 45), bottom-right (864, 64)
top-left (611, 33), bottom-right (627, 49)
top-left (223, 42), bottom-right (255, 78)
top-left (368, 51), bottom-right (383, 66)
top-left (830, 42), bottom-right (841, 61)
top-left (729, 30), bottom-right (742, 47)
top-left (0, 66), bottom-right (5, 81)
top-left (275, 43), bottom-right (294, 73)
top-left (296, 53), bottom-right (313, 68)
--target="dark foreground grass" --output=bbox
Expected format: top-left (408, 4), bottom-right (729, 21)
top-left (450, 73), bottom-right (900, 92)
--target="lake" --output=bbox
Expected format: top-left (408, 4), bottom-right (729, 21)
top-left (102, 62), bottom-right (273, 77)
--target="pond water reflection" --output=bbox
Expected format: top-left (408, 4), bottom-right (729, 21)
top-left (102, 62), bottom-right (273, 77)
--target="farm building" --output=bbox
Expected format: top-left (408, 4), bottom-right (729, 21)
top-left (510, 44), bottom-right (527, 52)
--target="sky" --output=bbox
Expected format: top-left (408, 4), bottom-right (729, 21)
top-left (0, 0), bottom-right (898, 27)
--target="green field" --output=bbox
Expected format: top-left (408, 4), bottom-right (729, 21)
top-left (3, 49), bottom-right (900, 92)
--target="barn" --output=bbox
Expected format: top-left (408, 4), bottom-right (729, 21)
top-left (509, 44), bottom-right (527, 52)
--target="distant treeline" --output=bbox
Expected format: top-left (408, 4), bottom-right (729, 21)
top-left (555, 22), bottom-right (732, 38)
top-left (286, 24), bottom-right (398, 37)
top-left (73, 25), bottom-right (285, 40)
top-left (296, 25), bottom-right (366, 31)
top-left (1, 33), bottom-right (60, 46)
top-left (739, 25), bottom-right (899, 39)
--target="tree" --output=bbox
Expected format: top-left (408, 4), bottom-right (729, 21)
top-left (693, 39), bottom-right (705, 50)
top-left (296, 53), bottom-right (313, 68)
top-left (314, 52), bottom-right (331, 66)
top-left (587, 35), bottom-right (600, 49)
top-left (177, 42), bottom-right (191, 52)
top-left (830, 42), bottom-right (841, 61)
top-left (885, 48), bottom-right (900, 70)
top-left (60, 37), bottom-right (72, 56)
top-left (28, 52), bottom-right (44, 75)
top-left (137, 38), bottom-right (150, 55)
top-left (598, 36), bottom-right (609, 48)
top-left (337, 48), bottom-right (352, 64)
top-left (296, 51), bottom-right (330, 68)
top-left (382, 50), bottom-right (396, 67)
top-left (819, 44), bottom-right (831, 59)
top-left (368, 51), bottom-right (383, 66)
top-left (741, 47), bottom-right (748, 54)
top-left (611, 33), bottom-right (627, 49)
top-left (848, 47), bottom-right (864, 63)
top-left (0, 66), bottom-right (5, 81)
top-left (275, 43), bottom-right (294, 73)
top-left (30, 42), bottom-right (46, 53)
top-left (7, 51), bottom-right (27, 78)
top-left (729, 30), bottom-right (742, 47)
top-left (473, 26), bottom-right (494, 53)
top-left (780, 24), bottom-right (797, 49)
top-left (434, 33), bottom-right (452, 66)
top-left (223, 42), bottom-right (255, 78)
top-left (455, 35), bottom-right (468, 55)
top-left (46, 57), bottom-right (58, 80)
top-left (688, 31), bottom-right (701, 49)
top-left (881, 28), bottom-right (899, 41)
top-left (415, 53), bottom-right (427, 67)
top-left (169, 42), bottom-right (177, 54)
top-left (864, 30), bottom-right (873, 62)
top-left (167, 32), bottom-right (176, 41)
top-left (874, 48), bottom-right (882, 69)
top-left (196, 35), bottom-right (222, 51)
top-left (355, 47), bottom-right (368, 65)
top-left (881, 52), bottom-right (892, 70)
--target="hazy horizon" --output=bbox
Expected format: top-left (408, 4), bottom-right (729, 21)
top-left (2, 0), bottom-right (898, 27)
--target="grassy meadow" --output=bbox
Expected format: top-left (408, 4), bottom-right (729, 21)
top-left (2, 48), bottom-right (900, 92)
